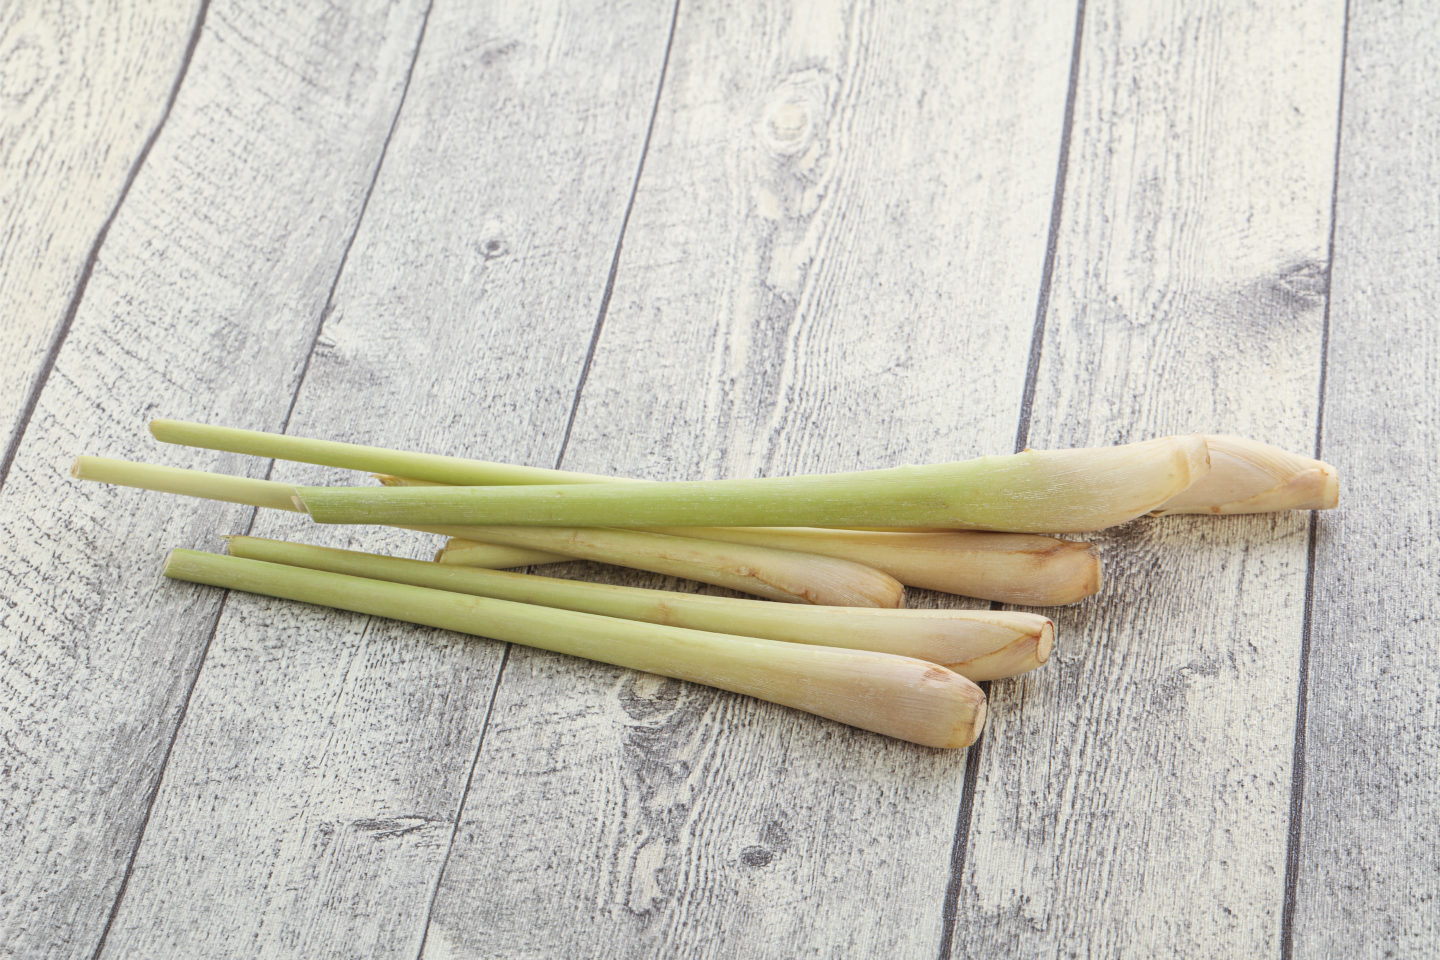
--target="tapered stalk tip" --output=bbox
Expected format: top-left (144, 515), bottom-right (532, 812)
top-left (1155, 435), bottom-right (1339, 515)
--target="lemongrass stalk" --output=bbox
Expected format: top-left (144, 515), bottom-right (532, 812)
top-left (296, 436), bottom-right (1211, 532)
top-left (156, 417), bottom-right (1326, 527)
top-left (1153, 435), bottom-right (1339, 515)
top-left (658, 528), bottom-right (1099, 606)
top-left (150, 418), bottom-right (617, 485)
top-left (72, 456), bottom-right (903, 606)
top-left (227, 536), bottom-right (1053, 680)
top-left (163, 420), bottom-right (1203, 532)
top-left (423, 526), bottom-right (903, 607)
top-left (382, 476), bottom-right (1100, 605)
top-left (73, 456), bottom-right (302, 511)
top-left (69, 457), bottom-right (561, 568)
top-left (442, 530), bottom-right (1096, 606)
top-left (150, 419), bottom-right (1105, 602)
top-left (164, 549), bottom-right (986, 747)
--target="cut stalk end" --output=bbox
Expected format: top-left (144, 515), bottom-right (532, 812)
top-left (1037, 620), bottom-right (1055, 664)
top-left (963, 693), bottom-right (988, 748)
top-left (939, 615), bottom-right (1055, 681)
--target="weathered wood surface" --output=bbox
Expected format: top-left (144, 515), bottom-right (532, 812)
top-left (0, 0), bottom-right (198, 458)
top-left (1292, 3), bottom-right (1440, 957)
top-left (3, 0), bottom-right (1438, 957)
top-left (0, 0), bottom-right (432, 954)
top-left (95, 2), bottom-right (676, 956)
top-left (419, 0), bottom-right (1079, 956)
top-left (954, 1), bottom-right (1345, 956)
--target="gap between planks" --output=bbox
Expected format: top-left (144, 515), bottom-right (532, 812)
top-left (1279, 0), bottom-right (1351, 953)
top-left (86, 1), bottom-right (439, 954)
top-left (936, 2), bottom-right (1088, 957)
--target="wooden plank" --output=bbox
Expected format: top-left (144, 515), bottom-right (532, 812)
top-left (94, 2), bottom-right (675, 955)
top-left (0, 2), bottom-right (433, 955)
top-left (417, 0), bottom-right (1080, 956)
top-left (1292, 3), bottom-right (1440, 956)
top-left (0, 1), bottom-right (197, 454)
top-left (954, 2), bottom-right (1345, 956)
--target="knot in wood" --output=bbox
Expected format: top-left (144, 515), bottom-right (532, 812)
top-left (756, 70), bottom-right (833, 162)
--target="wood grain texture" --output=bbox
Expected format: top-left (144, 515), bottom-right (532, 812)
top-left (419, 0), bottom-right (1079, 956)
top-left (0, 1), bottom-right (432, 955)
top-left (954, 2), bottom-right (1345, 956)
top-left (95, 1), bottom-right (675, 956)
top-left (0, 0), bottom-right (197, 454)
top-left (1292, 3), bottom-right (1440, 956)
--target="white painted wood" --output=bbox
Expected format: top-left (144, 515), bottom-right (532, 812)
top-left (419, 0), bottom-right (1079, 956)
top-left (15, 0), bottom-right (1430, 955)
top-left (96, 2), bottom-right (675, 956)
top-left (955, 2), bottom-right (1344, 956)
top-left (1293, 3), bottom-right (1440, 956)
top-left (0, 1), bottom-right (432, 954)
top-left (0, 0), bottom-right (197, 451)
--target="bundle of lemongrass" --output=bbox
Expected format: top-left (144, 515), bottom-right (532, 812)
top-left (73, 422), bottom-right (1337, 749)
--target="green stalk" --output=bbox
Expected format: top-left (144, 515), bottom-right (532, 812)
top-left (228, 536), bottom-right (1053, 681)
top-left (149, 419), bottom-right (1105, 603)
top-left (163, 549), bottom-right (986, 748)
top-left (381, 477), bottom-right (1099, 605)
top-left (71, 457), bottom-right (904, 606)
top-left (296, 436), bottom-right (1211, 532)
top-left (72, 456), bottom-right (301, 512)
top-left (150, 418), bottom-right (616, 485)
top-left (69, 456), bottom-right (563, 569)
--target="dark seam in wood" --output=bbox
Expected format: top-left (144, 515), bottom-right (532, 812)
top-left (936, 700), bottom-right (989, 959)
top-left (412, 3), bottom-right (683, 952)
top-left (86, 591), bottom-right (231, 960)
top-left (413, 644), bottom-right (511, 960)
top-left (0, 0), bottom-right (212, 497)
top-left (1012, 0), bottom-right (1086, 458)
top-left (86, 1), bottom-right (437, 953)
top-left (1280, 1), bottom-right (1349, 954)
top-left (553, 0), bottom-right (682, 468)
top-left (936, 2), bottom-right (1086, 956)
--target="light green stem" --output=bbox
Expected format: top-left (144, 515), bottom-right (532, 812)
top-left (150, 419), bottom-right (616, 485)
top-left (387, 476), bottom-right (1099, 605)
top-left (164, 549), bottom-right (986, 748)
top-left (72, 457), bottom-right (903, 606)
top-left (72, 456), bottom-right (301, 511)
top-left (148, 419), bottom-right (1106, 603)
top-left (297, 436), bottom-right (1211, 533)
top-left (228, 536), bottom-right (1052, 681)
top-left (69, 457), bottom-right (557, 568)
